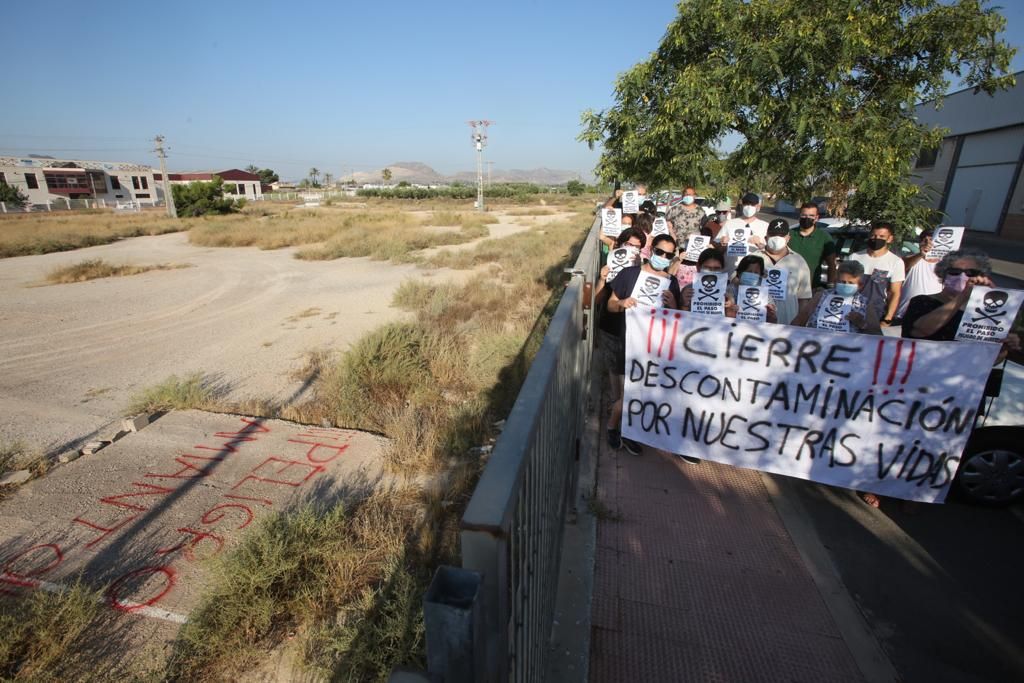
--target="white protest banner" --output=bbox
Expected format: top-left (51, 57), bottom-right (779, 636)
top-left (928, 226), bottom-right (965, 261)
top-left (684, 235), bottom-right (710, 261)
top-left (652, 217), bottom-right (670, 236)
top-left (631, 272), bottom-right (671, 308)
top-left (622, 191), bottom-right (640, 214)
top-left (606, 246), bottom-right (640, 283)
top-left (814, 293), bottom-right (853, 332)
top-left (737, 285), bottom-right (769, 322)
top-left (690, 272), bottom-right (728, 316)
top-left (955, 287), bottom-right (1024, 343)
top-left (622, 309), bottom-right (1000, 503)
top-left (726, 227), bottom-right (750, 256)
top-left (764, 267), bottom-right (789, 301)
top-left (602, 208), bottom-right (623, 236)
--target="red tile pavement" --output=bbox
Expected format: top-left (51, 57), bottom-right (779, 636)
top-left (589, 438), bottom-right (865, 682)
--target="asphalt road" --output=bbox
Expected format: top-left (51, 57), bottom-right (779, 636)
top-left (789, 480), bottom-right (1024, 683)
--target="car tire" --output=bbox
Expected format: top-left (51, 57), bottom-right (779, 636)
top-left (956, 431), bottom-right (1024, 506)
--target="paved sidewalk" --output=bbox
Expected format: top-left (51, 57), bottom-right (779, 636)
top-left (589, 440), bottom-right (866, 682)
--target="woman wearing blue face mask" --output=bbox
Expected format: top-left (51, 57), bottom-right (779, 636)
top-left (791, 260), bottom-right (881, 333)
top-left (902, 250), bottom-right (1020, 360)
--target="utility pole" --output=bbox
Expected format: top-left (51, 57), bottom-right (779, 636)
top-left (486, 160), bottom-right (494, 187)
top-left (153, 135), bottom-right (177, 218)
top-left (467, 120), bottom-right (492, 212)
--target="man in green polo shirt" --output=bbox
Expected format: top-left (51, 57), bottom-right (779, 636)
top-left (787, 202), bottom-right (837, 289)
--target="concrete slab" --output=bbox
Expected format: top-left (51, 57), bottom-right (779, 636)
top-left (0, 409), bottom-right (387, 627)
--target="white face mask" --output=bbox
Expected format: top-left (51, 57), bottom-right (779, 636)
top-left (742, 205), bottom-right (757, 218)
top-left (766, 236), bottom-right (787, 252)
top-left (681, 195), bottom-right (695, 205)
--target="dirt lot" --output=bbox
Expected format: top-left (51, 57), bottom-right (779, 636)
top-left (0, 215), bottom-right (534, 457)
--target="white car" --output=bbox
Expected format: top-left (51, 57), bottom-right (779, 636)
top-left (955, 360), bottom-right (1024, 506)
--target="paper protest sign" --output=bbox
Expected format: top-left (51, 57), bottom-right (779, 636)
top-left (631, 272), bottom-right (671, 308)
top-left (928, 226), bottom-right (965, 261)
top-left (814, 294), bottom-right (853, 332)
top-left (606, 246), bottom-right (640, 283)
top-left (737, 285), bottom-right (769, 322)
top-left (652, 217), bottom-right (670, 236)
top-left (726, 227), bottom-right (750, 256)
top-left (684, 235), bottom-right (710, 261)
top-left (764, 267), bottom-right (789, 301)
top-left (955, 287), bottom-right (1024, 343)
top-left (690, 272), bottom-right (728, 316)
top-left (602, 208), bottom-right (623, 236)
top-left (622, 191), bottom-right (640, 214)
top-left (622, 309), bottom-right (999, 503)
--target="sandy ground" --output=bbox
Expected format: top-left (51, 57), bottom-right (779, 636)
top-left (0, 215), bottom-right (538, 457)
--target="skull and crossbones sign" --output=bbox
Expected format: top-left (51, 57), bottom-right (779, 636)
top-left (766, 269), bottom-right (783, 285)
top-left (638, 276), bottom-right (663, 303)
top-left (741, 288), bottom-right (762, 314)
top-left (822, 296), bottom-right (846, 323)
top-left (972, 290), bottom-right (1009, 324)
top-left (697, 274), bottom-right (721, 301)
top-left (934, 227), bottom-right (957, 247)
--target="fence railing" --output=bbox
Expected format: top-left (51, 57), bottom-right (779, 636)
top-left (436, 214), bottom-right (600, 682)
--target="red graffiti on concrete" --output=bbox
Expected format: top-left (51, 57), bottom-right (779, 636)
top-left (1, 418), bottom-right (353, 614)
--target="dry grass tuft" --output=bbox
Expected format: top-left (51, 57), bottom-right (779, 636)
top-left (124, 372), bottom-right (219, 415)
top-left (0, 212), bottom-right (184, 258)
top-left (0, 440), bottom-right (48, 481)
top-left (0, 582), bottom-right (105, 680)
top-left (45, 259), bottom-right (189, 284)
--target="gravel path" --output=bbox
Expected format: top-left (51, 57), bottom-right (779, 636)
top-left (0, 231), bottom-right (436, 455)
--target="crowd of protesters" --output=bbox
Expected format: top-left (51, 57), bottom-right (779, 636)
top-left (595, 185), bottom-right (1020, 505)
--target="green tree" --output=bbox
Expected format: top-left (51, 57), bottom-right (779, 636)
top-left (0, 182), bottom-right (29, 208)
top-left (244, 164), bottom-right (259, 174)
top-left (566, 179), bottom-right (586, 196)
top-left (308, 167), bottom-right (320, 188)
top-left (323, 172), bottom-right (333, 187)
top-left (257, 168), bottom-right (279, 185)
top-left (382, 168), bottom-right (392, 184)
top-left (172, 177), bottom-right (240, 217)
top-left (579, 0), bottom-right (1016, 231)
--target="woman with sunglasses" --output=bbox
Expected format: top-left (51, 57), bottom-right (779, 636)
top-left (902, 249), bottom-right (1020, 359)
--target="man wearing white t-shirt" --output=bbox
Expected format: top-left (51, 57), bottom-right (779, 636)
top-left (718, 192), bottom-right (769, 272)
top-left (849, 222), bottom-right (906, 328)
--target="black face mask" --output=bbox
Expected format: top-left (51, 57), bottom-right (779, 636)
top-left (866, 237), bottom-right (887, 251)
top-left (798, 217), bottom-right (816, 229)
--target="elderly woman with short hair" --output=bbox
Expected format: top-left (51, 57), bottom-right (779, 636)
top-left (902, 249), bottom-right (1019, 356)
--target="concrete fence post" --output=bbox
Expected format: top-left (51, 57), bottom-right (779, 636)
top-left (1, 202), bottom-right (6, 213)
top-left (424, 566), bottom-right (484, 683)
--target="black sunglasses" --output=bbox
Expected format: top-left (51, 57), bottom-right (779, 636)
top-left (947, 268), bottom-right (985, 277)
top-left (653, 247), bottom-right (676, 258)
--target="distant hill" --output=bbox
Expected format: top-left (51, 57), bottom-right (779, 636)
top-left (351, 161), bottom-right (582, 186)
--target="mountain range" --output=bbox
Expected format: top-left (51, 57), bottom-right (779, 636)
top-left (347, 162), bottom-right (584, 186)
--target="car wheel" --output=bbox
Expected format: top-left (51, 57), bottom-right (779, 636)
top-left (957, 443), bottom-right (1024, 506)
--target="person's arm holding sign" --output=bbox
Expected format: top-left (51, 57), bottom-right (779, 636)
top-left (883, 279), bottom-right (903, 326)
top-left (910, 274), bottom-right (988, 338)
top-left (791, 291), bottom-right (824, 327)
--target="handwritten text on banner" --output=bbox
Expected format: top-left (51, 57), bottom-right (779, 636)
top-left (622, 308), bottom-right (998, 503)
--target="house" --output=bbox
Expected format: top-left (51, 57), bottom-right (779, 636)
top-left (0, 157), bottom-right (157, 207)
top-left (154, 169), bottom-right (263, 201)
top-left (912, 72), bottom-right (1024, 242)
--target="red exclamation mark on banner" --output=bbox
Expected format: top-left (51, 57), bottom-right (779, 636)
top-left (668, 312), bottom-right (682, 361)
top-left (646, 308), bottom-right (657, 353)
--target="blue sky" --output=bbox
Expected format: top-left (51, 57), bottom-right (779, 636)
top-left (1, 1), bottom-right (1021, 182)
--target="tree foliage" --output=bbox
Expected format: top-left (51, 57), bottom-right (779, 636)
top-left (172, 177), bottom-right (241, 217)
top-left (257, 168), bottom-right (279, 185)
top-left (0, 182), bottom-right (29, 208)
top-left (566, 179), bottom-right (586, 196)
top-left (579, 0), bottom-right (1016, 231)
top-left (382, 168), bottom-right (393, 184)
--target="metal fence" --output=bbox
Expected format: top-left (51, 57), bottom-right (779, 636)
top-left (451, 214), bottom-right (601, 682)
